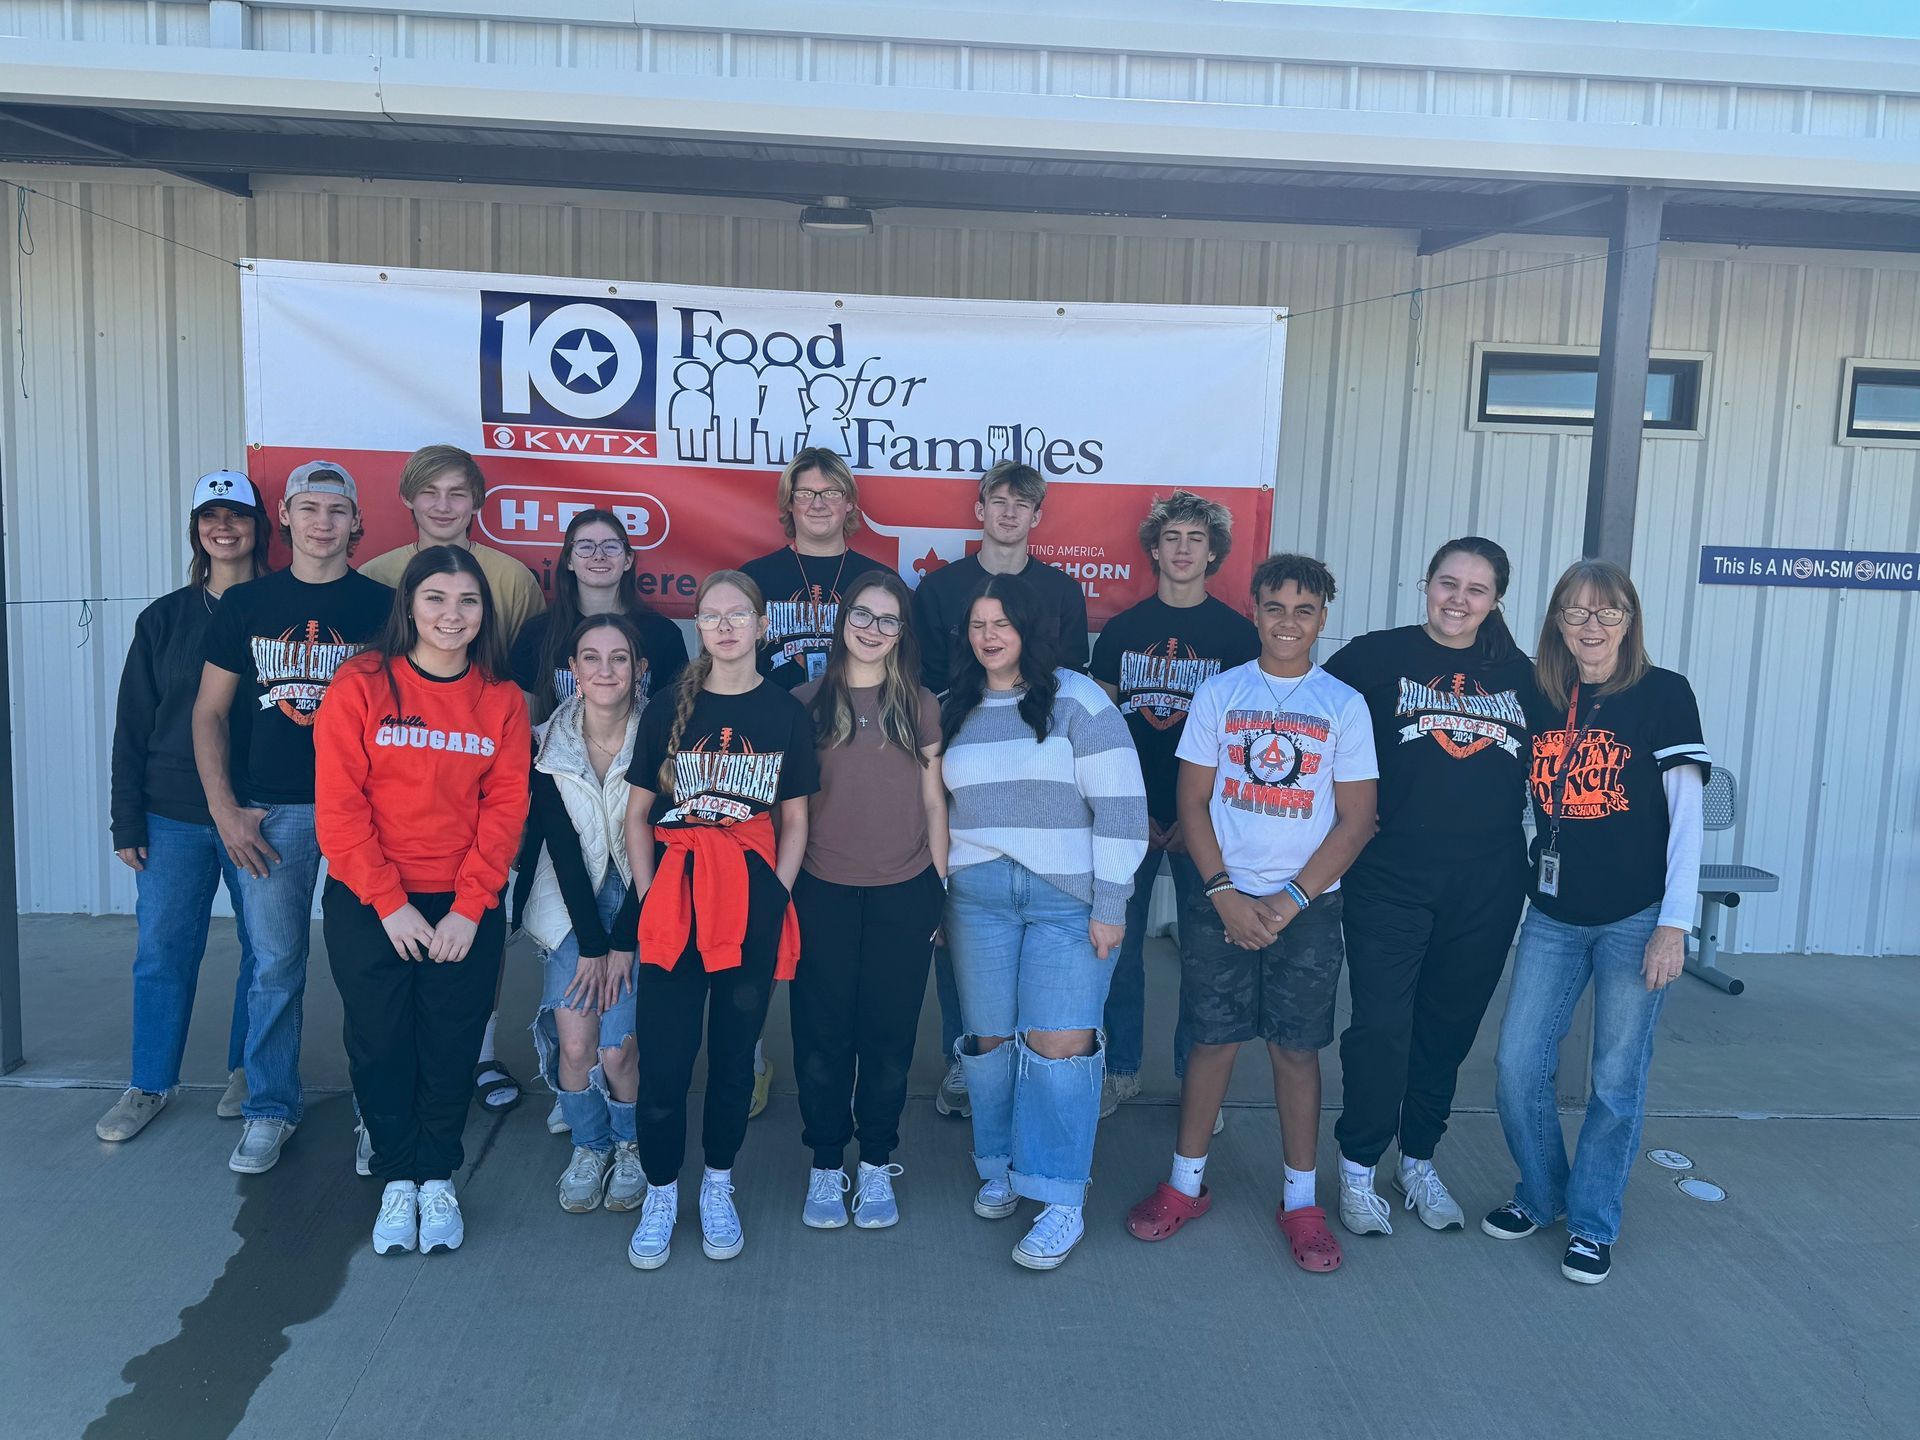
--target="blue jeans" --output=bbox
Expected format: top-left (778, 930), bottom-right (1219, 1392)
top-left (128, 813), bottom-right (257, 1093)
top-left (1494, 902), bottom-right (1666, 1246)
top-left (1102, 847), bottom-right (1200, 1078)
top-left (531, 874), bottom-right (637, 1153)
top-left (947, 858), bottom-right (1116, 1208)
top-left (233, 803), bottom-right (322, 1125)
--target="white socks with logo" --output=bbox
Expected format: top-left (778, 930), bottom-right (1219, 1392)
top-left (1283, 1165), bottom-right (1316, 1212)
top-left (1169, 1152), bottom-right (1208, 1198)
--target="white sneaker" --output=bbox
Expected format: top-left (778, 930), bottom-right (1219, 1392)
top-left (1337, 1165), bottom-right (1394, 1237)
top-left (1100, 1071), bottom-right (1140, 1119)
top-left (372, 1181), bottom-right (418, 1254)
top-left (228, 1118), bottom-right (295, 1174)
top-left (1012, 1203), bottom-right (1085, 1270)
top-left (935, 1059), bottom-right (971, 1118)
top-left (699, 1170), bottom-right (744, 1260)
top-left (417, 1179), bottom-right (464, 1253)
top-left (973, 1176), bottom-right (1018, 1220)
top-left (216, 1068), bottom-right (249, 1119)
top-left (353, 1123), bottom-right (372, 1178)
top-left (546, 1099), bottom-right (570, 1135)
top-left (1394, 1159), bottom-right (1466, 1231)
top-left (628, 1183), bottom-right (677, 1270)
top-left (604, 1142), bottom-right (647, 1212)
top-left (803, 1167), bottom-right (851, 1229)
top-left (96, 1088), bottom-right (170, 1142)
top-left (852, 1162), bottom-right (904, 1229)
top-left (557, 1145), bottom-right (612, 1213)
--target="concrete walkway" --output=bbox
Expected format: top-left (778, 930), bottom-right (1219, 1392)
top-left (3, 918), bottom-right (1915, 1439)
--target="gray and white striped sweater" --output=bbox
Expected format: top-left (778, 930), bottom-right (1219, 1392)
top-left (943, 669), bottom-right (1148, 925)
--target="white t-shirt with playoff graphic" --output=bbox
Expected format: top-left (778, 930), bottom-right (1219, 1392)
top-left (1176, 660), bottom-right (1378, 896)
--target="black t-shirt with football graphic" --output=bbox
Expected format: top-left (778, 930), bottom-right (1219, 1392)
top-left (1521, 666), bottom-right (1711, 927)
top-left (634, 682), bottom-right (821, 828)
top-left (1325, 624), bottom-right (1536, 864)
top-left (204, 568), bottom-right (393, 806)
top-left (738, 546), bottom-right (890, 691)
top-left (1090, 594), bottom-right (1259, 824)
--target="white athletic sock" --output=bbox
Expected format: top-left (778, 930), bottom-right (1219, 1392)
top-left (1169, 1152), bottom-right (1208, 1199)
top-left (478, 1013), bottom-right (500, 1064)
top-left (1339, 1155), bottom-right (1374, 1188)
top-left (1283, 1165), bottom-right (1317, 1212)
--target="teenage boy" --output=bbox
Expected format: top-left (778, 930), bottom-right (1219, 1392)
top-left (194, 461), bottom-right (392, 1174)
top-left (739, 447), bottom-right (887, 690)
top-left (1091, 492), bottom-right (1258, 1117)
top-left (911, 460), bottom-right (1091, 1119)
top-left (1123, 554), bottom-right (1377, 1274)
top-left (360, 443), bottom-right (544, 1115)
top-left (359, 444), bottom-right (544, 650)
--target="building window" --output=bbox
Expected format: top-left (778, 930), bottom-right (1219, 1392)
top-left (1471, 347), bottom-right (1704, 434)
top-left (1840, 361), bottom-right (1920, 446)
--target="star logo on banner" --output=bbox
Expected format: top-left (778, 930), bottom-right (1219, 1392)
top-left (553, 330), bottom-right (614, 387)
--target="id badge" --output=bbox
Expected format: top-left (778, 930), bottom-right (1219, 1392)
top-left (1537, 848), bottom-right (1562, 898)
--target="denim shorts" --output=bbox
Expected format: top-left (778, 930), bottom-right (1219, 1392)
top-left (531, 874), bottom-right (637, 1087)
top-left (1180, 889), bottom-right (1346, 1052)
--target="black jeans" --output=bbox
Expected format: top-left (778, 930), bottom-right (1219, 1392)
top-left (789, 866), bottom-right (943, 1169)
top-left (323, 879), bottom-right (504, 1184)
top-left (1333, 840), bottom-right (1527, 1167)
top-left (633, 854), bottom-right (787, 1186)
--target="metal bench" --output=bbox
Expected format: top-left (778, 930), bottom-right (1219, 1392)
top-left (1686, 766), bottom-right (1779, 996)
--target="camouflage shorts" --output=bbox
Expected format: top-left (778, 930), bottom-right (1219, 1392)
top-left (1180, 889), bottom-right (1346, 1052)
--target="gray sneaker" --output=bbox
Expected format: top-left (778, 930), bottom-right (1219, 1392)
top-left (1394, 1160), bottom-right (1466, 1231)
top-left (1100, 1071), bottom-right (1140, 1119)
top-left (604, 1142), bottom-right (647, 1212)
top-left (935, 1060), bottom-right (971, 1119)
top-left (852, 1162), bottom-right (904, 1230)
top-left (96, 1088), bottom-right (170, 1142)
top-left (216, 1068), bottom-right (249, 1119)
top-left (558, 1145), bottom-right (613, 1212)
top-left (354, 1123), bottom-right (373, 1177)
top-left (1337, 1166), bottom-right (1394, 1236)
top-left (803, 1167), bottom-right (851, 1229)
top-left (229, 1117), bottom-right (295, 1174)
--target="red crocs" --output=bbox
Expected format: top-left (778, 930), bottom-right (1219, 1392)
top-left (1126, 1183), bottom-right (1212, 1241)
top-left (1276, 1204), bottom-right (1343, 1272)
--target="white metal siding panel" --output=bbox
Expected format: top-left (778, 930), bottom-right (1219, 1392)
top-left (889, 43), bottom-right (960, 90)
top-left (1510, 76), bottom-right (1576, 123)
top-left (1584, 80), bottom-right (1653, 125)
top-left (1355, 66), bottom-right (1426, 115)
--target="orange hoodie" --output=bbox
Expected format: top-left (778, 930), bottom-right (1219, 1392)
top-left (314, 654), bottom-right (531, 921)
top-left (638, 813), bottom-right (802, 981)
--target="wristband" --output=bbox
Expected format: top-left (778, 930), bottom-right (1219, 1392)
top-left (1282, 880), bottom-right (1311, 911)
top-left (1204, 871), bottom-right (1230, 891)
top-left (1205, 879), bottom-right (1237, 899)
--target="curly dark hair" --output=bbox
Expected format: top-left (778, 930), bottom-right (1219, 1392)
top-left (1250, 552), bottom-right (1337, 605)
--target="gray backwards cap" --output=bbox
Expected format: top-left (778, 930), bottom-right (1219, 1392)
top-left (283, 459), bottom-right (359, 507)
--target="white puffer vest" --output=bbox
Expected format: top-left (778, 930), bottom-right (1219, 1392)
top-left (520, 694), bottom-right (641, 953)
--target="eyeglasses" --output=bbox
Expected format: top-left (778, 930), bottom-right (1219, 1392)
top-left (695, 609), bottom-right (757, 630)
top-left (570, 539), bottom-right (627, 559)
top-left (846, 606), bottom-right (902, 637)
top-left (792, 487), bottom-right (847, 507)
top-left (1558, 606), bottom-right (1630, 628)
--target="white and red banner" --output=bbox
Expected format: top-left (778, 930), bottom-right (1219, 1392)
top-left (242, 260), bottom-right (1285, 623)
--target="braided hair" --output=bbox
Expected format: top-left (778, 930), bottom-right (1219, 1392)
top-left (657, 569), bottom-right (765, 793)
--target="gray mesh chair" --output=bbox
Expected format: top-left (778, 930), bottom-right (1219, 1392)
top-left (1686, 766), bottom-right (1778, 995)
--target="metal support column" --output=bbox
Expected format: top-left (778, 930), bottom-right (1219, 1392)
top-left (0, 456), bottom-right (21, 1073)
top-left (1582, 186), bottom-right (1665, 563)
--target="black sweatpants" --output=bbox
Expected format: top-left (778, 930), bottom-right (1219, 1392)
top-left (633, 854), bottom-right (787, 1186)
top-left (1333, 840), bottom-right (1528, 1167)
top-left (789, 866), bottom-right (943, 1169)
top-left (323, 879), bottom-right (504, 1184)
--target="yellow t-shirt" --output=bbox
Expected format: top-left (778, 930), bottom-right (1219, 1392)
top-left (359, 541), bottom-right (547, 650)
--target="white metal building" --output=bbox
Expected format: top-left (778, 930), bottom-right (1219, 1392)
top-left (3, 0), bottom-right (1919, 962)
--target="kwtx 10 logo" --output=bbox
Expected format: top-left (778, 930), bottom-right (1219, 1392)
top-left (480, 290), bottom-right (659, 458)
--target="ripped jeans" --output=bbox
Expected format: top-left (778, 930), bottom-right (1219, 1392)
top-left (531, 873), bottom-right (637, 1153)
top-left (947, 858), bottom-right (1117, 1208)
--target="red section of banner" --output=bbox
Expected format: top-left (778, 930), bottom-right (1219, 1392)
top-left (251, 447), bottom-right (1272, 625)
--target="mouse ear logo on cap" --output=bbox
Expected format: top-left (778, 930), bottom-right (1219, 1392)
top-left (192, 469), bottom-right (262, 512)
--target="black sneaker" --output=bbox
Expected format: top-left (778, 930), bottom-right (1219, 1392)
top-left (1561, 1236), bottom-right (1612, 1284)
top-left (1480, 1202), bottom-right (1540, 1240)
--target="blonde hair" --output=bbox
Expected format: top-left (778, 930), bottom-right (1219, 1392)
top-left (1533, 558), bottom-right (1650, 708)
top-left (777, 449), bottom-right (861, 540)
top-left (658, 569), bottom-right (766, 791)
top-left (398, 444), bottom-right (486, 507)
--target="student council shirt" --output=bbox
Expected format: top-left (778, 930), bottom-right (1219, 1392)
top-left (1523, 666), bottom-right (1711, 927)
top-left (738, 546), bottom-right (889, 690)
top-left (793, 680), bottom-right (942, 887)
top-left (635, 683), bottom-right (821, 829)
top-left (509, 606), bottom-right (690, 717)
top-left (1323, 625), bottom-right (1535, 862)
top-left (1175, 661), bottom-right (1377, 896)
top-left (204, 568), bottom-right (393, 806)
top-left (1091, 594), bottom-right (1259, 825)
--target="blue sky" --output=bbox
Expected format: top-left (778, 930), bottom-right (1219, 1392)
top-left (1252, 1), bottom-right (1920, 40)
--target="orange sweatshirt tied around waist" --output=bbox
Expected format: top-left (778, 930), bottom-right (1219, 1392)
top-left (637, 812), bottom-right (801, 980)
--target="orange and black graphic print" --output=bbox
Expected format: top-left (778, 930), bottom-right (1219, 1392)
top-left (667, 726), bottom-right (786, 825)
top-left (1117, 640), bottom-right (1222, 731)
top-left (1394, 674), bottom-right (1526, 760)
top-left (1530, 726), bottom-right (1631, 820)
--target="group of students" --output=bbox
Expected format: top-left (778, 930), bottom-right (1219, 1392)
top-left (103, 442), bottom-right (1708, 1285)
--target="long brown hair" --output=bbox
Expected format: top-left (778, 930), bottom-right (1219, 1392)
top-left (657, 569), bottom-right (765, 792)
top-left (1533, 557), bottom-right (1650, 708)
top-left (1426, 535), bottom-right (1520, 664)
top-left (366, 545), bottom-right (510, 715)
top-left (540, 508), bottom-right (668, 715)
top-left (809, 572), bottom-right (929, 766)
top-left (189, 501), bottom-right (270, 591)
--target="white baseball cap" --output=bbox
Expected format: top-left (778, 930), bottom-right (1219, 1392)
top-left (191, 470), bottom-right (262, 513)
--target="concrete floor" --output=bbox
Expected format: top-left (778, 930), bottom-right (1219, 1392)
top-left (3, 915), bottom-right (1917, 1439)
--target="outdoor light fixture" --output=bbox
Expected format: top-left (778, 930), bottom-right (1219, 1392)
top-left (800, 196), bottom-right (875, 236)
